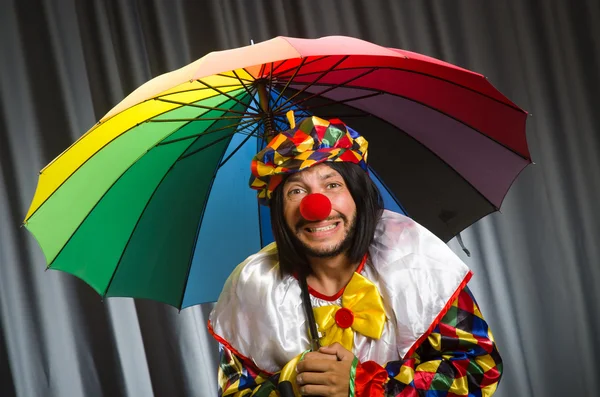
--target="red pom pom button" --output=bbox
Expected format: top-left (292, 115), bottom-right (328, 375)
top-left (335, 307), bottom-right (354, 329)
top-left (300, 193), bottom-right (332, 221)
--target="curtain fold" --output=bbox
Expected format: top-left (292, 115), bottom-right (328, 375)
top-left (1, 1), bottom-right (598, 396)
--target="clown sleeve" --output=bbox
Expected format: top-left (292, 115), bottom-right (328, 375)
top-left (217, 343), bottom-right (282, 396)
top-left (353, 287), bottom-right (503, 397)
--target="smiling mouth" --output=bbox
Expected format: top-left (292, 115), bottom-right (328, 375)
top-left (305, 222), bottom-right (340, 233)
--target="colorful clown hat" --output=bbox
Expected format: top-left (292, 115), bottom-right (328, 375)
top-left (249, 116), bottom-right (369, 205)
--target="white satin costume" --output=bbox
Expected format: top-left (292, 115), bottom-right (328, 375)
top-left (209, 210), bottom-right (472, 376)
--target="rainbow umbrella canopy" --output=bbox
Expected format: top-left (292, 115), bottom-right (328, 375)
top-left (23, 36), bottom-right (530, 309)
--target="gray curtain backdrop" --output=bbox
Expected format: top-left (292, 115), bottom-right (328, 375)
top-left (1, 0), bottom-right (599, 396)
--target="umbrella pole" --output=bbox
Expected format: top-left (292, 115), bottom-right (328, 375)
top-left (256, 81), bottom-right (275, 140)
top-left (300, 275), bottom-right (322, 351)
top-left (258, 79), bottom-right (317, 396)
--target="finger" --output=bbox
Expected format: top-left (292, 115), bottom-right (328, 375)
top-left (299, 384), bottom-right (330, 396)
top-left (297, 359), bottom-right (335, 374)
top-left (302, 351), bottom-right (337, 362)
top-left (296, 371), bottom-right (331, 386)
top-left (318, 345), bottom-right (337, 355)
top-left (320, 343), bottom-right (355, 361)
top-left (319, 342), bottom-right (345, 355)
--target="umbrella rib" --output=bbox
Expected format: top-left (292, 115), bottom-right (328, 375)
top-left (45, 86), bottom-right (241, 169)
top-left (274, 91), bottom-right (384, 114)
top-left (149, 115), bottom-right (258, 122)
top-left (275, 67), bottom-right (378, 114)
top-left (257, 64), bottom-right (266, 79)
top-left (271, 55), bottom-right (329, 78)
top-left (296, 112), bottom-right (371, 118)
top-left (307, 96), bottom-right (504, 213)
top-left (270, 59), bottom-right (289, 75)
top-left (272, 57), bottom-right (307, 108)
top-left (282, 82), bottom-right (529, 161)
top-left (101, 108), bottom-right (244, 301)
top-left (177, 132), bottom-right (239, 161)
top-left (273, 55), bottom-right (350, 112)
top-left (271, 57), bottom-right (306, 74)
top-left (154, 98), bottom-right (250, 115)
top-left (41, 92), bottom-right (250, 269)
top-left (377, 126), bottom-right (502, 215)
top-left (59, 85), bottom-right (245, 162)
top-left (157, 118), bottom-right (259, 146)
top-left (262, 112), bottom-right (290, 130)
top-left (368, 166), bottom-right (410, 216)
top-left (176, 127), bottom-right (250, 310)
top-left (272, 114), bottom-right (292, 131)
top-left (25, 88), bottom-right (248, 224)
top-left (217, 123), bottom-right (261, 169)
top-left (157, 84), bottom-right (243, 98)
top-left (217, 72), bottom-right (254, 83)
top-left (288, 107), bottom-right (311, 117)
top-left (267, 62), bottom-right (274, 112)
top-left (231, 70), bottom-right (262, 110)
top-left (46, 92), bottom-right (248, 296)
top-left (197, 79), bottom-right (262, 113)
top-left (280, 87), bottom-right (520, 217)
top-left (280, 65), bottom-right (526, 113)
top-left (279, 95), bottom-right (370, 118)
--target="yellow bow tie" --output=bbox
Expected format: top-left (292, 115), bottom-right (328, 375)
top-left (312, 272), bottom-right (386, 351)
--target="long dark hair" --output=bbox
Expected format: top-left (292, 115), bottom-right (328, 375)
top-left (270, 162), bottom-right (384, 277)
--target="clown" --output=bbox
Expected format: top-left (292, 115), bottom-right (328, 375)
top-left (209, 116), bottom-right (502, 396)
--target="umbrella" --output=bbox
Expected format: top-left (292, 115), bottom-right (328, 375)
top-left (23, 36), bottom-right (530, 309)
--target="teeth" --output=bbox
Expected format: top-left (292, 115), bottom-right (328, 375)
top-left (309, 224), bottom-right (337, 232)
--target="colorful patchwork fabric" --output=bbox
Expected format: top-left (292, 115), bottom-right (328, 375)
top-left (361, 287), bottom-right (503, 396)
top-left (249, 116), bottom-right (369, 205)
top-left (218, 344), bottom-right (279, 396)
top-left (217, 286), bottom-right (502, 397)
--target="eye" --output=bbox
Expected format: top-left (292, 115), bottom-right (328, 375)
top-left (326, 182), bottom-right (342, 189)
top-left (287, 187), bottom-right (306, 196)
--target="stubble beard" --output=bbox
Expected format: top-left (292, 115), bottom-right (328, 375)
top-left (290, 214), bottom-right (357, 259)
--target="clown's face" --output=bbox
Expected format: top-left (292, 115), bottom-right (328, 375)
top-left (282, 163), bottom-right (357, 259)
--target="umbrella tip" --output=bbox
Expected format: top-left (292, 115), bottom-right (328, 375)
top-left (250, 39), bottom-right (255, 45)
top-left (456, 233), bottom-right (471, 257)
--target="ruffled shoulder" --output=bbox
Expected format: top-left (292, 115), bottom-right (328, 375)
top-left (367, 210), bottom-right (472, 358)
top-left (208, 243), bottom-right (309, 374)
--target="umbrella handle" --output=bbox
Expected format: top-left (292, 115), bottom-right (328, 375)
top-left (278, 381), bottom-right (295, 397)
top-left (277, 276), bottom-right (322, 397)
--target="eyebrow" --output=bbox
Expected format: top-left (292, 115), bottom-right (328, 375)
top-left (286, 171), bottom-right (339, 183)
top-left (319, 172), bottom-right (338, 180)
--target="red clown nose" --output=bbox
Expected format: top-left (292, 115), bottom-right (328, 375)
top-left (300, 193), bottom-right (332, 221)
